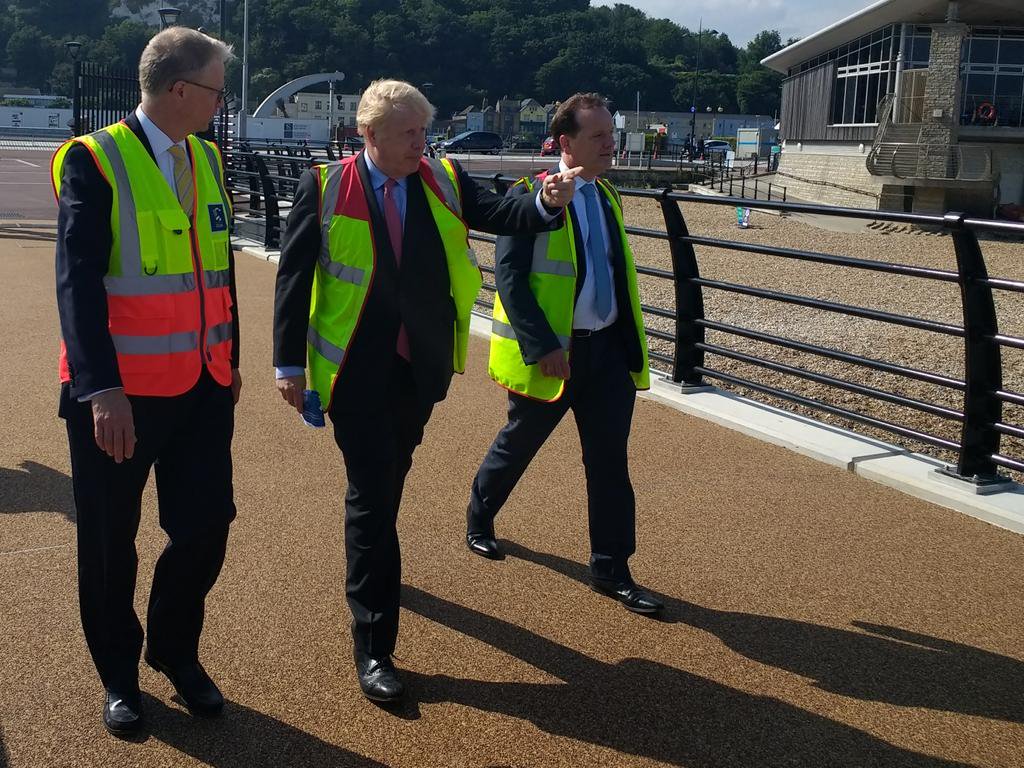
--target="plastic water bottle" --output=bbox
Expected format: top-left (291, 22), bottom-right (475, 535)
top-left (301, 389), bottom-right (326, 428)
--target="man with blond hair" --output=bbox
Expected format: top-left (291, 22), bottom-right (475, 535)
top-left (274, 78), bottom-right (579, 702)
top-left (53, 27), bottom-right (238, 735)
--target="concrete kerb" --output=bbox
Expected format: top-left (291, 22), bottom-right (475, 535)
top-left (239, 243), bottom-right (1024, 536)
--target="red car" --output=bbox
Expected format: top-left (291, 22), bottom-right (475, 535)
top-left (540, 136), bottom-right (558, 156)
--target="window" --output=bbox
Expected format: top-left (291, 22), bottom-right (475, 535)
top-left (830, 25), bottom-right (898, 125)
top-left (348, 116), bottom-right (356, 126)
top-left (300, 103), bottom-right (308, 112)
top-left (315, 100), bottom-right (323, 110)
top-left (350, 102), bottom-right (357, 111)
top-left (961, 28), bottom-right (1024, 127)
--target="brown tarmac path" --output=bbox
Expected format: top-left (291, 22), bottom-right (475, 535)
top-left (1, 233), bottom-right (1023, 768)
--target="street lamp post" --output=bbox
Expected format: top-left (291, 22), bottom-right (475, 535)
top-left (65, 41), bottom-right (82, 136)
top-left (689, 18), bottom-right (702, 147)
top-left (158, 7), bottom-right (181, 29)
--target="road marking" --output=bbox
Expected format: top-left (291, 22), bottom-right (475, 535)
top-left (12, 158), bottom-right (40, 167)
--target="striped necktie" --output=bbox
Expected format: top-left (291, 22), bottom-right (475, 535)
top-left (168, 144), bottom-right (195, 216)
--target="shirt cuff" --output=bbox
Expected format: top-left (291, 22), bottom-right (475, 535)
top-left (275, 366), bottom-right (305, 379)
top-left (535, 190), bottom-right (559, 221)
top-left (77, 386), bottom-right (123, 403)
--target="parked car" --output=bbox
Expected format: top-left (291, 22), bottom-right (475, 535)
top-left (703, 139), bottom-right (731, 155)
top-left (540, 136), bottom-right (558, 156)
top-left (440, 131), bottom-right (504, 154)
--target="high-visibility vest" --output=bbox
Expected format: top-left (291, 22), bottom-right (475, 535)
top-left (52, 121), bottom-right (234, 396)
top-left (488, 174), bottom-right (649, 401)
top-left (307, 155), bottom-right (482, 410)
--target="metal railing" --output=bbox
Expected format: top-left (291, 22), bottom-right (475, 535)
top-left (867, 142), bottom-right (993, 181)
top-left (221, 143), bottom-right (1024, 484)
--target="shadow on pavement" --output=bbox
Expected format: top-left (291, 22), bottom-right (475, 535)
top-left (403, 584), bottom-right (975, 767)
top-left (0, 723), bottom-right (8, 768)
top-left (0, 461), bottom-right (75, 522)
top-left (403, 584), bottom-right (974, 767)
top-left (501, 541), bottom-right (1024, 725)
top-left (145, 695), bottom-right (389, 768)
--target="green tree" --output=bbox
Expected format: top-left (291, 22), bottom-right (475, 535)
top-left (6, 27), bottom-right (58, 90)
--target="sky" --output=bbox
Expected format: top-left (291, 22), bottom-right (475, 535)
top-left (591, 0), bottom-right (876, 45)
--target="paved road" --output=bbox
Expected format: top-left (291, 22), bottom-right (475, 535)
top-left (0, 147), bottom-right (58, 222)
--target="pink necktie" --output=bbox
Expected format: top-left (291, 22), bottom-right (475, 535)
top-left (383, 178), bottom-right (410, 361)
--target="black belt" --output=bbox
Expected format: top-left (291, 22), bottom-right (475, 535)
top-left (572, 326), bottom-right (613, 338)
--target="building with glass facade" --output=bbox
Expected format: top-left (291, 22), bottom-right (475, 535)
top-left (763, 0), bottom-right (1023, 218)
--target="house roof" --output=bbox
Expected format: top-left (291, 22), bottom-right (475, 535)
top-left (761, 0), bottom-right (1024, 73)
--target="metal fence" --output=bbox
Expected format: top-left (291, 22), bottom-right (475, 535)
top-left (71, 61), bottom-right (139, 137)
top-left (220, 143), bottom-right (1024, 485)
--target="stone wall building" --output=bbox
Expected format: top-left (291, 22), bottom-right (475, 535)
top-left (763, 0), bottom-right (1024, 217)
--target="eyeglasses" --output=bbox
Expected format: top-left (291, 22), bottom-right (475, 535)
top-left (176, 79), bottom-right (227, 102)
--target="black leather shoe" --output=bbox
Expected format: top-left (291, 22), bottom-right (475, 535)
top-left (103, 687), bottom-right (143, 736)
top-left (466, 506), bottom-right (502, 560)
top-left (354, 651), bottom-right (405, 703)
top-left (144, 652), bottom-right (224, 716)
top-left (590, 577), bottom-right (665, 615)
top-left (466, 531), bottom-right (502, 559)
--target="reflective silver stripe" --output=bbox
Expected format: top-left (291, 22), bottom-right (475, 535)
top-left (319, 163), bottom-right (345, 269)
top-left (204, 269), bottom-right (230, 289)
top-left (492, 319), bottom-right (570, 350)
top-left (206, 321), bottom-right (232, 346)
top-left (426, 158), bottom-right (462, 216)
top-left (112, 331), bottom-right (198, 355)
top-left (307, 326), bottom-right (345, 365)
top-left (317, 252), bottom-right (365, 285)
top-left (197, 139), bottom-right (230, 211)
top-left (531, 233), bottom-right (575, 277)
top-left (93, 130), bottom-right (143, 277)
top-left (104, 273), bottom-right (194, 296)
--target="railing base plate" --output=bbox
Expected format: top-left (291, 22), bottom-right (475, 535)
top-left (679, 383), bottom-right (716, 394)
top-left (931, 466), bottom-right (1015, 496)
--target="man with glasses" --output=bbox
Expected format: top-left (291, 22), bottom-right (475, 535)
top-left (53, 27), bottom-right (239, 736)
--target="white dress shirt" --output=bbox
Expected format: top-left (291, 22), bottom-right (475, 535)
top-left (561, 159), bottom-right (618, 330)
top-left (135, 106), bottom-right (189, 195)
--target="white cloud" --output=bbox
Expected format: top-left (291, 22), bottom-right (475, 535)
top-left (591, 0), bottom-right (872, 45)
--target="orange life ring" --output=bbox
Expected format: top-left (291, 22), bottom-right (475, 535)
top-left (975, 101), bottom-right (997, 122)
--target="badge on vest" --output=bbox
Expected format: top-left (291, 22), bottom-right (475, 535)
top-left (208, 203), bottom-right (228, 232)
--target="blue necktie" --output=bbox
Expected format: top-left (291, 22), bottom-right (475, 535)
top-left (581, 184), bottom-right (612, 320)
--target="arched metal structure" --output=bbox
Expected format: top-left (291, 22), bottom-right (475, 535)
top-left (252, 72), bottom-right (346, 118)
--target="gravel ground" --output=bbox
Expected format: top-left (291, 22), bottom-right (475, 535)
top-left (471, 197), bottom-right (1024, 481)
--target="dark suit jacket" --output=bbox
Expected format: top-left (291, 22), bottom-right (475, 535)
top-left (494, 170), bottom-right (643, 369)
top-left (273, 152), bottom-right (552, 406)
top-left (55, 111), bottom-right (240, 403)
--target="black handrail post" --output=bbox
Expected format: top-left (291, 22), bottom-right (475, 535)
top-left (937, 212), bottom-right (1011, 490)
top-left (492, 172), bottom-right (509, 196)
top-left (253, 155), bottom-right (280, 249)
top-left (659, 188), bottom-right (708, 391)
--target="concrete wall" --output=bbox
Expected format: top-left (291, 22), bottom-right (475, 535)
top-left (0, 106), bottom-right (72, 131)
top-left (776, 142), bottom-right (883, 208)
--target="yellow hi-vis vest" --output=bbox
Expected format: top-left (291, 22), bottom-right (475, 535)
top-left (51, 121), bottom-right (234, 396)
top-left (307, 155), bottom-right (482, 411)
top-left (488, 174), bottom-right (649, 401)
